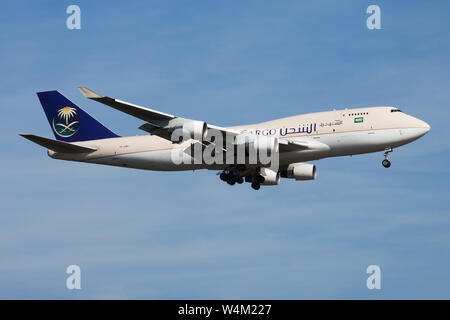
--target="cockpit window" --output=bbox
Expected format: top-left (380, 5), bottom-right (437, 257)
top-left (391, 109), bottom-right (402, 112)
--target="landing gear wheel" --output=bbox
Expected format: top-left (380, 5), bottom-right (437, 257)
top-left (227, 174), bottom-right (237, 185)
top-left (255, 175), bottom-right (265, 184)
top-left (237, 177), bottom-right (244, 184)
top-left (251, 182), bottom-right (260, 190)
top-left (219, 172), bottom-right (228, 181)
top-left (382, 159), bottom-right (391, 168)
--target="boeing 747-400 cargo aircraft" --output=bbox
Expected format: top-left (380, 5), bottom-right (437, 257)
top-left (21, 88), bottom-right (430, 190)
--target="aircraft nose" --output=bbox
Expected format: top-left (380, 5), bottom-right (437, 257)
top-left (412, 118), bottom-right (430, 138)
top-left (418, 119), bottom-right (431, 133)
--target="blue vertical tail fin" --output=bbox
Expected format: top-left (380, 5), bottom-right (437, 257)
top-left (37, 90), bottom-right (119, 142)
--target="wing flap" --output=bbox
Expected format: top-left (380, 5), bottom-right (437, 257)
top-left (138, 123), bottom-right (172, 140)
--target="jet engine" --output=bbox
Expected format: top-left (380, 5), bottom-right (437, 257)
top-left (171, 120), bottom-right (208, 142)
top-left (259, 167), bottom-right (280, 185)
top-left (284, 163), bottom-right (317, 180)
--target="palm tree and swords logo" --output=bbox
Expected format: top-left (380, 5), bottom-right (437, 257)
top-left (52, 106), bottom-right (80, 137)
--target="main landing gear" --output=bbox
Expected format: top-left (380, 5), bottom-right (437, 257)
top-left (220, 172), bottom-right (244, 185)
top-left (382, 148), bottom-right (392, 168)
top-left (219, 167), bottom-right (264, 190)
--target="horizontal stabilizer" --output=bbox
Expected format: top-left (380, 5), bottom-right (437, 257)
top-left (20, 134), bottom-right (97, 153)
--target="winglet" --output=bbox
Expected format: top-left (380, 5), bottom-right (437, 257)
top-left (78, 87), bottom-right (103, 99)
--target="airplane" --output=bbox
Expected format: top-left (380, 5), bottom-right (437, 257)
top-left (21, 88), bottom-right (430, 190)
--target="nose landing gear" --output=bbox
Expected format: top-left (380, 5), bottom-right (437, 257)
top-left (382, 148), bottom-right (392, 168)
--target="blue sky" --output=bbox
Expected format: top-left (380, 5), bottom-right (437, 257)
top-left (0, 0), bottom-right (449, 299)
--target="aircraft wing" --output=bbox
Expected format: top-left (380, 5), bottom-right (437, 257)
top-left (278, 137), bottom-right (330, 152)
top-left (78, 87), bottom-right (242, 141)
top-left (78, 87), bottom-right (175, 123)
top-left (77, 87), bottom-right (330, 153)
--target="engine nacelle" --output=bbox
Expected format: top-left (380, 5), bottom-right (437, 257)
top-left (285, 163), bottom-right (317, 180)
top-left (259, 168), bottom-right (280, 185)
top-left (171, 120), bottom-right (208, 142)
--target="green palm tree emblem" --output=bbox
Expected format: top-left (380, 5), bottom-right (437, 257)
top-left (53, 106), bottom-right (80, 137)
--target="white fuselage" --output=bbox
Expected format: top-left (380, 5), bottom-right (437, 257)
top-left (48, 106), bottom-right (430, 171)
